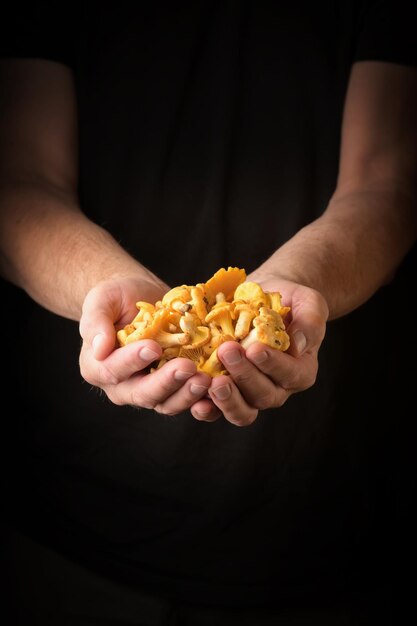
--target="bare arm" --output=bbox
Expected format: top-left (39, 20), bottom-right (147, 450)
top-left (0, 58), bottom-right (213, 417)
top-left (0, 59), bottom-right (167, 320)
top-left (250, 61), bottom-right (417, 319)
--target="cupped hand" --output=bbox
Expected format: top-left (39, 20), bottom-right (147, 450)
top-left (190, 279), bottom-right (329, 427)
top-left (79, 277), bottom-right (212, 414)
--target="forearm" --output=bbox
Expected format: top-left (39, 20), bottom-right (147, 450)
top-left (0, 181), bottom-right (168, 320)
top-left (250, 187), bottom-right (417, 320)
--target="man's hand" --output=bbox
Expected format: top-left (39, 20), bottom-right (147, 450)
top-left (79, 278), bottom-right (212, 414)
top-left (190, 279), bottom-right (328, 427)
top-left (79, 276), bottom-right (327, 424)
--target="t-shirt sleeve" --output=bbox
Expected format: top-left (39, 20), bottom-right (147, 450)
top-left (354, 0), bottom-right (417, 67)
top-left (0, 2), bottom-right (77, 69)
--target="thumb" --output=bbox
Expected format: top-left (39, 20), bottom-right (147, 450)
top-left (80, 295), bottom-right (118, 361)
top-left (90, 327), bottom-right (116, 360)
top-left (288, 328), bottom-right (308, 357)
top-left (286, 290), bottom-right (328, 358)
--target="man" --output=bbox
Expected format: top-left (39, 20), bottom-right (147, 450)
top-left (1, 2), bottom-right (416, 624)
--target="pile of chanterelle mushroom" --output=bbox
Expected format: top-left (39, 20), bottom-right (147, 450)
top-left (116, 267), bottom-right (291, 376)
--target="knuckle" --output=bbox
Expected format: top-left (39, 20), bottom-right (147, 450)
top-left (298, 364), bottom-right (319, 391)
top-left (253, 391), bottom-right (275, 410)
top-left (97, 364), bottom-right (119, 387)
top-left (106, 389), bottom-right (125, 406)
top-left (232, 370), bottom-right (253, 386)
top-left (130, 388), bottom-right (155, 410)
top-left (81, 358), bottom-right (119, 387)
top-left (228, 410), bottom-right (258, 427)
top-left (281, 368), bottom-right (311, 391)
top-left (153, 404), bottom-right (176, 416)
top-left (274, 389), bottom-right (289, 408)
top-left (156, 371), bottom-right (177, 395)
top-left (303, 370), bottom-right (317, 390)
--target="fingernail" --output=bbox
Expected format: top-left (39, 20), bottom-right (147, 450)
top-left (139, 346), bottom-right (160, 362)
top-left (251, 350), bottom-right (268, 364)
top-left (190, 383), bottom-right (209, 395)
top-left (174, 370), bottom-right (194, 381)
top-left (222, 349), bottom-right (242, 366)
top-left (293, 330), bottom-right (307, 355)
top-left (195, 409), bottom-right (212, 418)
top-left (212, 385), bottom-right (231, 401)
top-left (92, 333), bottom-right (105, 356)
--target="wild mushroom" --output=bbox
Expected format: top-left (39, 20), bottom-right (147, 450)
top-left (233, 281), bottom-right (269, 309)
top-left (258, 306), bottom-right (287, 330)
top-left (151, 346), bottom-right (182, 371)
top-left (115, 266), bottom-right (292, 374)
top-left (178, 345), bottom-right (206, 368)
top-left (203, 266), bottom-right (246, 305)
top-left (267, 292), bottom-right (291, 319)
top-left (132, 301), bottom-right (156, 324)
top-left (198, 348), bottom-right (227, 377)
top-left (124, 307), bottom-right (191, 347)
top-left (205, 302), bottom-right (236, 339)
top-left (179, 312), bottom-right (211, 349)
top-left (161, 285), bottom-right (192, 313)
top-left (187, 285), bottom-right (208, 323)
top-left (116, 327), bottom-right (132, 346)
top-left (240, 307), bottom-right (290, 351)
top-left (203, 328), bottom-right (234, 357)
top-left (233, 301), bottom-right (257, 339)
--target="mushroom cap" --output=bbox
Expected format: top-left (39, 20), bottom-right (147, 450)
top-left (124, 307), bottom-right (189, 346)
top-left (135, 301), bottom-right (156, 314)
top-left (204, 302), bottom-right (235, 324)
top-left (179, 313), bottom-right (211, 348)
top-left (257, 306), bottom-right (286, 330)
top-left (240, 309), bottom-right (290, 351)
top-left (161, 285), bottom-right (191, 308)
top-left (233, 281), bottom-right (269, 308)
top-left (204, 267), bottom-right (246, 303)
top-left (203, 332), bottom-right (234, 357)
top-left (204, 304), bottom-right (235, 339)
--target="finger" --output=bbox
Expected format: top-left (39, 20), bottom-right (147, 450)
top-left (112, 357), bottom-right (197, 408)
top-left (286, 287), bottom-right (328, 357)
top-left (208, 376), bottom-right (258, 427)
top-left (80, 286), bottom-right (125, 360)
top-left (217, 342), bottom-right (280, 410)
top-left (245, 343), bottom-right (318, 392)
top-left (80, 312), bottom-right (117, 361)
top-left (81, 338), bottom-right (163, 387)
top-left (190, 398), bottom-right (222, 422)
top-left (154, 372), bottom-right (212, 416)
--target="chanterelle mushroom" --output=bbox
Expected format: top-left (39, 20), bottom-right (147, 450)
top-left (203, 266), bottom-right (246, 305)
top-left (187, 286), bottom-right (208, 323)
top-left (205, 302), bottom-right (235, 339)
top-left (116, 267), bottom-right (290, 375)
top-left (234, 301), bottom-right (257, 339)
top-left (132, 301), bottom-right (156, 324)
top-left (240, 307), bottom-right (290, 351)
top-left (122, 308), bottom-right (190, 348)
top-left (233, 281), bottom-right (269, 309)
top-left (179, 312), bottom-right (211, 349)
top-left (198, 348), bottom-right (226, 377)
top-left (161, 285), bottom-right (191, 313)
top-left (267, 292), bottom-right (291, 319)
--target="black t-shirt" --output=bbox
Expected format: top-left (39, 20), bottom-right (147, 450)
top-left (1, 0), bottom-right (416, 608)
